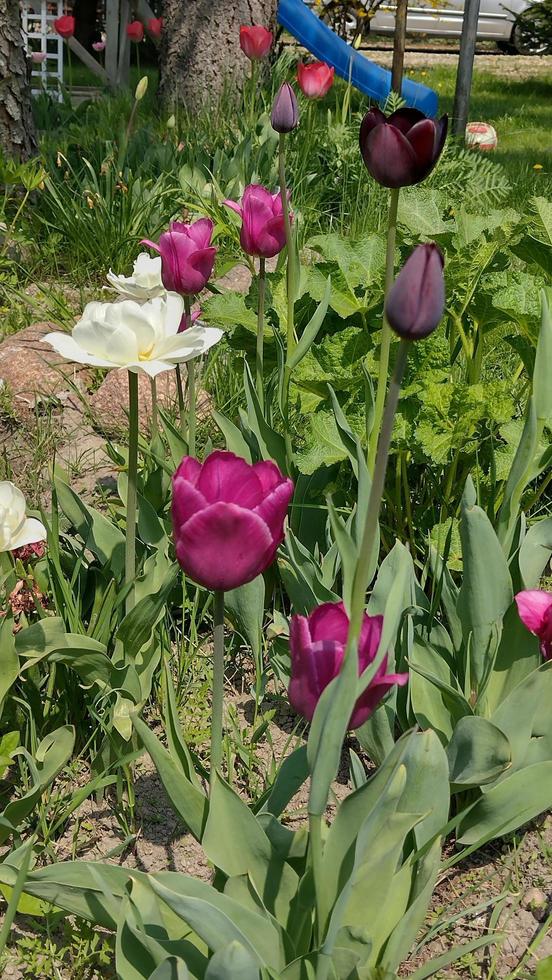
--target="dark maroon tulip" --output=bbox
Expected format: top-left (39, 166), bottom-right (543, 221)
top-left (359, 107), bottom-right (448, 188)
top-left (385, 243), bottom-right (445, 341)
top-left (271, 82), bottom-right (299, 134)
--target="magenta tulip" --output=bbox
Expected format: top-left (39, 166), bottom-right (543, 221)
top-left (224, 185), bottom-right (288, 259)
top-left (289, 601), bottom-right (408, 729)
top-left (515, 590), bottom-right (552, 660)
top-left (142, 219), bottom-right (217, 296)
top-left (126, 20), bottom-right (144, 43)
top-left (271, 82), bottom-right (299, 134)
top-left (172, 451), bottom-right (294, 591)
top-left (239, 25), bottom-right (273, 60)
top-left (359, 107), bottom-right (448, 189)
top-left (54, 15), bottom-right (75, 38)
top-left (385, 243), bottom-right (445, 341)
top-left (297, 61), bottom-right (334, 99)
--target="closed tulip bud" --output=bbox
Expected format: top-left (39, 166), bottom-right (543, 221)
top-left (166, 114), bottom-right (176, 130)
top-left (134, 76), bottom-right (148, 101)
top-left (172, 451), bottom-right (294, 591)
top-left (359, 107), bottom-right (448, 188)
top-left (53, 15), bottom-right (75, 38)
top-left (271, 82), bottom-right (299, 134)
top-left (385, 243), bottom-right (445, 341)
top-left (239, 25), bottom-right (273, 60)
top-left (223, 184), bottom-right (289, 259)
top-left (289, 602), bottom-right (408, 729)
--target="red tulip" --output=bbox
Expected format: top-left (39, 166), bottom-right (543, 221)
top-left (359, 107), bottom-right (448, 188)
top-left (224, 184), bottom-right (289, 259)
top-left (289, 602), bottom-right (408, 729)
top-left (142, 218), bottom-right (217, 297)
top-left (172, 451), bottom-right (294, 591)
top-left (126, 20), bottom-right (144, 43)
top-left (147, 17), bottom-right (163, 39)
top-left (297, 61), bottom-right (334, 99)
top-left (385, 243), bottom-right (445, 341)
top-left (515, 591), bottom-right (552, 660)
top-left (239, 25), bottom-right (273, 60)
top-left (54, 15), bottom-right (75, 39)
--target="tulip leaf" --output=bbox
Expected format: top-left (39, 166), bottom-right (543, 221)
top-left (533, 290), bottom-right (552, 425)
top-left (54, 477), bottom-right (125, 575)
top-left (256, 744), bottom-right (309, 818)
top-left (457, 761), bottom-right (552, 844)
top-left (496, 397), bottom-right (538, 554)
top-left (490, 660), bottom-right (552, 772)
top-left (518, 515), bottom-right (552, 589)
top-left (0, 615), bottom-right (19, 706)
top-left (481, 602), bottom-right (541, 714)
top-left (212, 410), bottom-right (252, 461)
top-left (224, 575), bottom-right (265, 663)
top-left (242, 361), bottom-right (287, 471)
top-left (1, 727), bottom-right (75, 845)
top-left (287, 276), bottom-right (331, 371)
top-left (149, 959), bottom-right (190, 980)
top-left (446, 716), bottom-right (511, 788)
top-left (116, 563), bottom-right (178, 658)
top-left (409, 636), bottom-right (471, 745)
top-left (204, 942), bottom-right (260, 980)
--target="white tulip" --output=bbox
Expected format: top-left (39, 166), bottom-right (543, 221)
top-left (43, 293), bottom-right (223, 378)
top-left (0, 482), bottom-right (46, 553)
top-left (106, 252), bottom-right (164, 301)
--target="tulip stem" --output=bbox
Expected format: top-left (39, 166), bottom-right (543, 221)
top-left (175, 365), bottom-right (186, 437)
top-left (184, 296), bottom-right (196, 456)
top-left (125, 370), bottom-right (139, 614)
top-left (279, 133), bottom-right (296, 472)
top-left (150, 377), bottom-right (158, 440)
top-left (210, 589), bottom-right (225, 794)
top-left (367, 186), bottom-right (400, 473)
top-left (256, 256), bottom-right (266, 411)
top-left (309, 813), bottom-right (325, 945)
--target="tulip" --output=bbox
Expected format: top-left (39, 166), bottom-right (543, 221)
top-left (107, 253), bottom-right (165, 301)
top-left (142, 218), bottom-right (217, 297)
top-left (239, 25), bottom-right (273, 60)
top-left (43, 294), bottom-right (222, 377)
top-left (126, 20), bottom-right (144, 43)
top-left (359, 107), bottom-right (448, 189)
top-left (147, 17), bottom-right (163, 39)
top-left (385, 243), bottom-right (445, 341)
top-left (31, 51), bottom-right (47, 64)
top-left (54, 15), bottom-right (75, 38)
top-left (224, 185), bottom-right (288, 259)
top-left (172, 451), bottom-right (294, 591)
top-left (0, 482), bottom-right (46, 553)
top-left (515, 591), bottom-right (552, 661)
top-left (92, 41), bottom-right (106, 53)
top-left (297, 61), bottom-right (334, 99)
top-left (12, 541), bottom-right (46, 562)
top-left (271, 82), bottom-right (299, 134)
top-left (289, 601), bottom-right (408, 729)
top-left (178, 309), bottom-right (201, 333)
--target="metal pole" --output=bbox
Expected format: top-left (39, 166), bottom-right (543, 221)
top-left (391, 0), bottom-right (408, 96)
top-left (452, 0), bottom-right (482, 135)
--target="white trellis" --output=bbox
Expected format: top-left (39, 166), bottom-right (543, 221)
top-left (21, 1), bottom-right (65, 100)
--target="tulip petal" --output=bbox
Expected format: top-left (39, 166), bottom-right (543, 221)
top-left (288, 630), bottom-right (344, 722)
top-left (387, 107), bottom-right (426, 134)
top-left (174, 456), bottom-right (202, 487)
top-left (253, 459), bottom-right (288, 494)
top-left (350, 672), bottom-right (409, 729)
top-left (253, 477), bottom-right (293, 541)
top-left (175, 501), bottom-right (274, 590)
top-left (42, 332), bottom-right (115, 368)
top-left (197, 451), bottom-right (263, 506)
top-left (359, 107), bottom-right (386, 144)
top-left (515, 590), bottom-right (552, 635)
top-left (255, 214), bottom-right (287, 258)
top-left (172, 478), bottom-right (207, 529)
top-left (358, 613), bottom-right (384, 670)
top-left (433, 114), bottom-right (449, 159)
top-left (185, 247), bottom-right (217, 294)
top-left (126, 358), bottom-right (176, 378)
top-left (8, 517), bottom-right (47, 551)
top-left (309, 601), bottom-right (349, 646)
top-left (159, 325), bottom-right (222, 362)
top-left (363, 124), bottom-right (418, 188)
top-left (223, 200), bottom-right (242, 217)
top-left (185, 218), bottom-right (214, 249)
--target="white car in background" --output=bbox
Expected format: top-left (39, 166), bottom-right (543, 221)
top-left (313, 0), bottom-right (543, 52)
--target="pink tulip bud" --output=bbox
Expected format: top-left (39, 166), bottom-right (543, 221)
top-left (172, 451), bottom-right (294, 591)
top-left (385, 243), bottom-right (445, 341)
top-left (142, 218), bottom-right (217, 296)
top-left (54, 15), bottom-right (75, 38)
top-left (147, 17), bottom-right (163, 39)
top-left (289, 601), bottom-right (408, 729)
top-left (297, 61), bottom-right (335, 99)
top-left (31, 51), bottom-right (47, 63)
top-left (271, 82), bottom-right (299, 134)
top-left (359, 107), bottom-right (448, 188)
top-left (92, 40), bottom-right (106, 52)
top-left (515, 590), bottom-right (552, 660)
top-left (223, 184), bottom-right (289, 259)
top-left (126, 20), bottom-right (144, 43)
top-left (239, 25), bottom-right (273, 60)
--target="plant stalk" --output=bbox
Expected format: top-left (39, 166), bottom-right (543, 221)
top-left (367, 186), bottom-right (400, 472)
top-left (210, 589), bottom-right (225, 794)
top-left (256, 256), bottom-right (266, 410)
top-left (309, 813), bottom-right (325, 944)
top-left (184, 295), bottom-right (196, 456)
top-left (175, 365), bottom-right (186, 438)
top-left (279, 133), bottom-right (296, 471)
top-left (150, 377), bottom-right (158, 439)
top-left (125, 370), bottom-right (139, 614)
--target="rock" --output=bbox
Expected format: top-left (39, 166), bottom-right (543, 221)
top-left (522, 887), bottom-right (548, 920)
top-left (0, 323), bottom-right (91, 418)
top-left (89, 369), bottom-right (211, 437)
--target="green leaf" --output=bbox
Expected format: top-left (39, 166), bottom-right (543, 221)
top-left (202, 291), bottom-right (258, 332)
top-left (149, 959), bottom-right (190, 980)
top-left (409, 637), bottom-right (471, 745)
top-left (457, 761), bottom-right (552, 844)
top-left (537, 956), bottom-right (552, 980)
top-left (116, 563), bottom-right (178, 658)
top-left (205, 942), bottom-right (260, 979)
top-left (295, 413), bottom-right (348, 475)
top-left (212, 410), bottom-right (252, 461)
top-left (0, 617), bottom-right (19, 705)
top-left (534, 291), bottom-right (552, 424)
top-left (257, 745), bottom-right (309, 818)
top-left (225, 576), bottom-right (265, 663)
top-left (288, 277), bottom-right (330, 370)
top-left (446, 716), bottom-right (511, 787)
top-left (519, 516), bottom-right (552, 589)
top-left (55, 478), bottom-right (125, 575)
top-left (398, 187), bottom-right (453, 236)
top-left (490, 661), bottom-right (552, 772)
top-left (1, 727), bottom-right (75, 843)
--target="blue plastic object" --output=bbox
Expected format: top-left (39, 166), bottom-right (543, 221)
top-left (277, 0), bottom-right (439, 116)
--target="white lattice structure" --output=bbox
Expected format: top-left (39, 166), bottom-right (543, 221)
top-left (21, 1), bottom-right (65, 100)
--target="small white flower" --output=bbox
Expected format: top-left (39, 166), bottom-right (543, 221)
top-left (0, 482), bottom-right (46, 552)
top-left (43, 293), bottom-right (223, 378)
top-left (106, 253), bottom-right (164, 301)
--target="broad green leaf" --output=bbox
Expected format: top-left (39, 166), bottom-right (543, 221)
top-left (205, 941), bottom-right (260, 979)
top-left (457, 761), bottom-right (552, 844)
top-left (225, 576), bottom-right (264, 663)
top-left (116, 563), bottom-right (178, 658)
top-left (0, 617), bottom-right (19, 705)
top-left (1, 726), bottom-right (75, 843)
top-left (149, 959), bottom-right (190, 979)
top-left (295, 413), bottom-right (348, 476)
top-left (490, 661), bottom-right (552, 773)
top-left (537, 957), bottom-right (552, 980)
top-left (409, 637), bottom-right (470, 745)
top-left (446, 716), bottom-right (511, 787)
top-left (398, 187), bottom-right (453, 236)
top-left (212, 410), bottom-right (252, 461)
top-left (257, 745), bottom-right (309, 818)
top-left (288, 277), bottom-right (330, 370)
top-left (519, 516), bottom-right (552, 589)
top-left (481, 602), bottom-right (541, 714)
top-left (202, 291), bottom-right (257, 332)
top-left (533, 291), bottom-right (552, 424)
top-left (55, 478), bottom-right (125, 575)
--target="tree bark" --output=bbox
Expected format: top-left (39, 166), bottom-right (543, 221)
top-left (0, 0), bottom-right (37, 160)
top-left (159, 0), bottom-right (278, 111)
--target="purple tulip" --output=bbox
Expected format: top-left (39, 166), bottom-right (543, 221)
top-left (223, 185), bottom-right (289, 259)
top-left (385, 243), bottom-right (445, 341)
top-left (289, 601), bottom-right (408, 729)
top-left (172, 451), bottom-right (294, 591)
top-left (515, 590), bottom-right (552, 660)
top-left (359, 107), bottom-right (448, 189)
top-left (142, 218), bottom-right (217, 296)
top-left (271, 82), bottom-right (299, 134)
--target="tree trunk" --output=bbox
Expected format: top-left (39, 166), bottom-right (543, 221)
top-left (0, 0), bottom-right (36, 160)
top-left (159, 0), bottom-right (278, 111)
